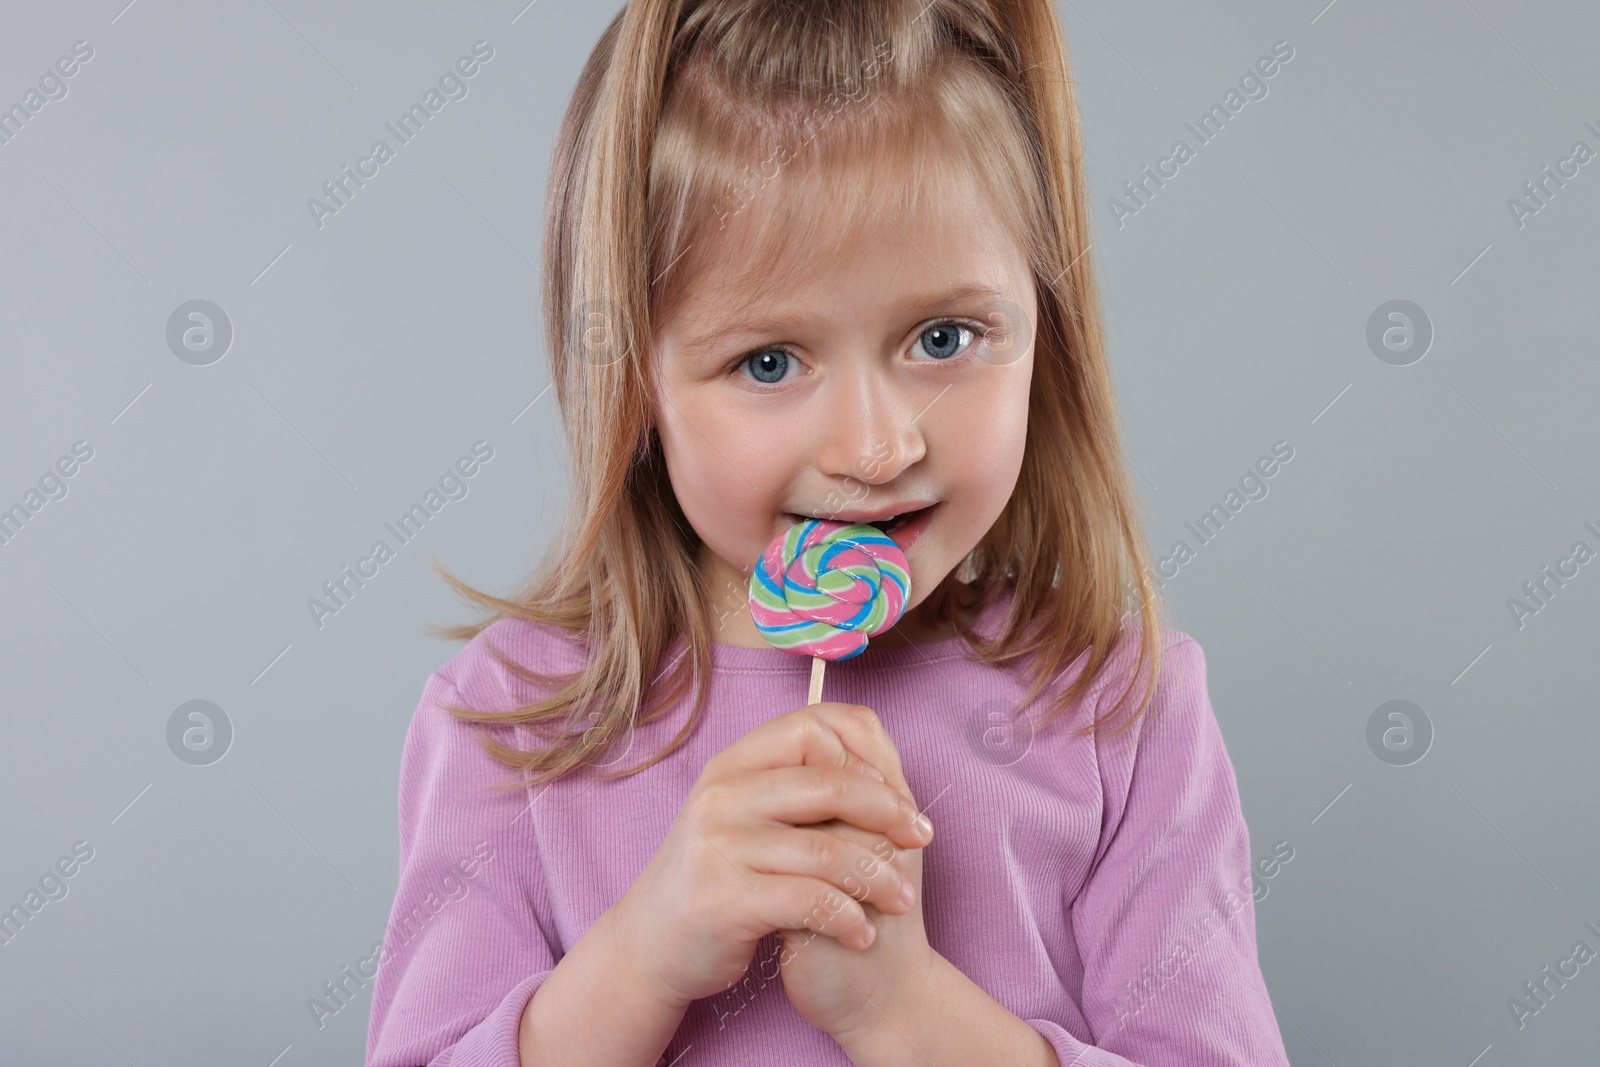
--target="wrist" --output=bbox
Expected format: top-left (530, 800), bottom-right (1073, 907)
top-left (517, 898), bottom-right (693, 1065)
top-left (602, 888), bottom-right (696, 1014)
top-left (831, 947), bottom-right (944, 1059)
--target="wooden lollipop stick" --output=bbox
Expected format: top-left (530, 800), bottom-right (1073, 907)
top-left (808, 655), bottom-right (826, 705)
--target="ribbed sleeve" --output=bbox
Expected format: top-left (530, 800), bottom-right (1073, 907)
top-left (1033, 636), bottom-right (1287, 1066)
top-left (366, 669), bottom-right (562, 1067)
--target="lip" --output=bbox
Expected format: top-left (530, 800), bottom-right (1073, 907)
top-left (781, 501), bottom-right (940, 553)
top-left (884, 501), bottom-right (937, 553)
top-left (784, 499), bottom-right (940, 525)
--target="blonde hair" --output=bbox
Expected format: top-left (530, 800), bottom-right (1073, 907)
top-left (430, 0), bottom-right (1171, 790)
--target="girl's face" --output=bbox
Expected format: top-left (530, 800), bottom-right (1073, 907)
top-left (650, 161), bottom-right (1036, 648)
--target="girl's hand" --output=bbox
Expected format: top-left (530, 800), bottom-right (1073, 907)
top-left (607, 703), bottom-right (934, 1011)
top-left (776, 727), bottom-right (937, 1042)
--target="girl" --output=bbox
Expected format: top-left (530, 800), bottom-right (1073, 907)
top-left (367, 1), bottom-right (1291, 1065)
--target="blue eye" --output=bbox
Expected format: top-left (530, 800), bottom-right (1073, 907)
top-left (740, 349), bottom-right (796, 386)
top-left (914, 322), bottom-right (976, 361)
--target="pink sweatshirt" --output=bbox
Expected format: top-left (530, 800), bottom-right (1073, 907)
top-left (366, 587), bottom-right (1291, 1065)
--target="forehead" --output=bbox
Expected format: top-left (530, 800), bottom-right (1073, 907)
top-left (658, 152), bottom-right (1027, 338)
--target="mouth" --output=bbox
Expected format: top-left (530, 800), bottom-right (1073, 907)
top-left (782, 502), bottom-right (940, 551)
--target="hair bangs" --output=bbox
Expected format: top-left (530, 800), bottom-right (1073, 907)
top-left (648, 58), bottom-right (1046, 331)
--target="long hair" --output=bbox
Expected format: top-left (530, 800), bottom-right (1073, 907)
top-left (428, 0), bottom-right (1171, 791)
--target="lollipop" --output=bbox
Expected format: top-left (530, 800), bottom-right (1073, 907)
top-left (748, 517), bottom-right (911, 704)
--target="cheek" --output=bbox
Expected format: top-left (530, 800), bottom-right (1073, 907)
top-left (654, 394), bottom-right (794, 533)
top-left (943, 373), bottom-right (1029, 491)
top-left (657, 417), bottom-right (727, 504)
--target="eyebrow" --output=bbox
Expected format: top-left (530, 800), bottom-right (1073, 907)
top-left (678, 281), bottom-right (1013, 356)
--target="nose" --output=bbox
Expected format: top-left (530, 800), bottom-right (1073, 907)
top-left (812, 361), bottom-right (928, 488)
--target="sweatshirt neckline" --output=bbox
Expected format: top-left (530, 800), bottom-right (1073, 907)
top-left (704, 585), bottom-right (1013, 672)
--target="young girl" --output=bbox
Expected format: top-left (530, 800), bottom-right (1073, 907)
top-left (367, 1), bottom-right (1291, 1064)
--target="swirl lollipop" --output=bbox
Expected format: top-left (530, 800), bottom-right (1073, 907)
top-left (748, 517), bottom-right (911, 704)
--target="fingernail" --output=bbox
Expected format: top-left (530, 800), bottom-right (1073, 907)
top-left (899, 879), bottom-right (916, 908)
top-left (913, 814), bottom-right (933, 839)
top-left (860, 921), bottom-right (877, 948)
top-left (861, 764), bottom-right (886, 782)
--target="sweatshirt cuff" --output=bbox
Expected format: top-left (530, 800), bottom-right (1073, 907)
top-left (1025, 1017), bottom-right (1121, 1067)
top-left (432, 969), bottom-right (554, 1067)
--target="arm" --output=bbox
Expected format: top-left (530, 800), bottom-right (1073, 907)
top-left (1042, 635), bottom-right (1290, 1065)
top-left (832, 949), bottom-right (1059, 1066)
top-left (835, 636), bottom-right (1292, 1067)
top-left (368, 669), bottom-right (686, 1067)
top-left (516, 900), bottom-right (690, 1065)
top-left (365, 668), bottom-right (558, 1066)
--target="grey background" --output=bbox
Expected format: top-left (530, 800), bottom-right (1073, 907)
top-left (1, 0), bottom-right (1595, 1063)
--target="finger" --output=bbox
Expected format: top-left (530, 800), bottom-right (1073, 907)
top-left (802, 703), bottom-right (914, 800)
top-left (802, 816), bottom-right (917, 864)
top-left (730, 765), bottom-right (932, 851)
top-left (833, 742), bottom-right (888, 784)
top-left (714, 704), bottom-right (889, 786)
top-left (708, 707), bottom-right (930, 842)
top-left (753, 871), bottom-right (879, 951)
top-left (736, 825), bottom-right (914, 915)
top-left (817, 728), bottom-right (889, 785)
top-left (802, 818), bottom-right (920, 898)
